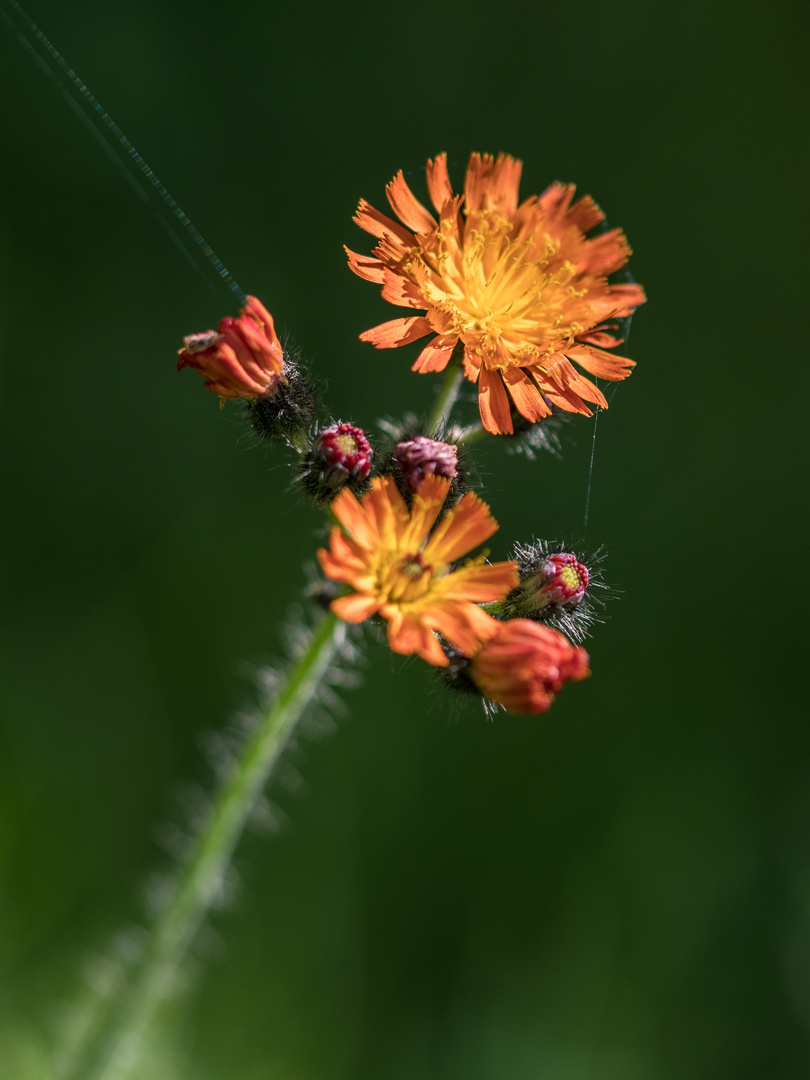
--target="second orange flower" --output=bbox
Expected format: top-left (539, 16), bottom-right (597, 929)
top-left (318, 475), bottom-right (518, 667)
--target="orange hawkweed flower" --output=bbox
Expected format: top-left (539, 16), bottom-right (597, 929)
top-left (347, 153), bottom-right (646, 435)
top-left (317, 475), bottom-right (518, 667)
top-left (470, 619), bottom-right (590, 714)
top-left (177, 295), bottom-right (285, 403)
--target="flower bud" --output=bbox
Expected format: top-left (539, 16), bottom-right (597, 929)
top-left (498, 541), bottom-right (604, 643)
top-left (178, 295), bottom-right (285, 402)
top-left (178, 296), bottom-right (317, 442)
top-left (524, 551), bottom-right (589, 609)
top-left (470, 619), bottom-right (590, 715)
top-left (393, 436), bottom-right (459, 494)
top-left (300, 422), bottom-right (373, 504)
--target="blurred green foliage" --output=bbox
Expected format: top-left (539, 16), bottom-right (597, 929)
top-left (1, 0), bottom-right (808, 1076)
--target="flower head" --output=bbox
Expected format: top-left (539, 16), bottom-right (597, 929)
top-left (470, 619), bottom-right (590, 714)
top-left (177, 295), bottom-right (285, 403)
top-left (348, 153), bottom-right (646, 434)
top-left (317, 475), bottom-right (518, 666)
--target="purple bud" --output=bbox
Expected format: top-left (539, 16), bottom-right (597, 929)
top-left (393, 436), bottom-right (459, 494)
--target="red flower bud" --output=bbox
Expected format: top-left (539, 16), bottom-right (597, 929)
top-left (301, 422), bottom-right (373, 503)
top-left (470, 619), bottom-right (590, 715)
top-left (532, 552), bottom-right (589, 607)
top-left (177, 295), bottom-right (285, 403)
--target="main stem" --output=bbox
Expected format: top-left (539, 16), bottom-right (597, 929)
top-left (64, 611), bottom-right (343, 1080)
top-left (426, 363), bottom-right (464, 433)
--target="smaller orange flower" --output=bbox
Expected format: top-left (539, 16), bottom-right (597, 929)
top-left (318, 475), bottom-right (518, 667)
top-left (177, 295), bottom-right (285, 403)
top-left (470, 619), bottom-right (590, 714)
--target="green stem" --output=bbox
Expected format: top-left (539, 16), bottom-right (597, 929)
top-left (61, 611), bottom-right (344, 1080)
top-left (456, 423), bottom-right (488, 446)
top-left (426, 363), bottom-right (464, 433)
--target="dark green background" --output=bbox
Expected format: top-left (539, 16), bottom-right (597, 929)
top-left (1, 0), bottom-right (808, 1076)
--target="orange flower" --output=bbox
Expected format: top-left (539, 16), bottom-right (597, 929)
top-left (317, 475), bottom-right (518, 667)
top-left (177, 295), bottom-right (285, 403)
top-left (347, 153), bottom-right (646, 434)
top-left (470, 619), bottom-right (590, 714)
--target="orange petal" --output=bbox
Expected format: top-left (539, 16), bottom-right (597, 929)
top-left (412, 335), bottom-right (456, 373)
top-left (422, 491), bottom-right (498, 566)
top-left (380, 269), bottom-right (424, 309)
top-left (400, 474), bottom-right (451, 550)
top-left (567, 194), bottom-right (604, 233)
top-left (420, 602), bottom-right (500, 656)
top-left (386, 171), bottom-right (437, 234)
top-left (345, 246), bottom-right (385, 284)
top-left (432, 560), bottom-right (519, 602)
top-left (566, 344), bottom-right (635, 381)
top-left (360, 316), bottom-right (433, 348)
top-left (477, 367), bottom-right (513, 434)
top-left (575, 326), bottom-right (624, 348)
top-left (603, 282), bottom-right (647, 316)
top-left (386, 609), bottom-right (448, 666)
top-left (331, 593), bottom-right (382, 623)
top-left (353, 199), bottom-right (414, 245)
top-left (538, 355), bottom-right (609, 408)
top-left (464, 153), bottom-right (522, 216)
top-left (579, 228), bottom-right (631, 276)
top-left (363, 476), bottom-right (408, 548)
top-left (537, 181), bottom-right (576, 222)
top-left (462, 345), bottom-right (482, 382)
top-left (488, 153), bottom-right (522, 215)
top-left (325, 529), bottom-right (368, 574)
top-left (330, 488), bottom-right (379, 548)
top-left (501, 367), bottom-right (552, 422)
top-left (426, 153), bottom-right (453, 213)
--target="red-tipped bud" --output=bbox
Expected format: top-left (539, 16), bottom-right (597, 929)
top-left (470, 619), bottom-right (590, 715)
top-left (301, 422), bottom-right (373, 504)
top-left (531, 552), bottom-right (589, 608)
top-left (177, 295), bottom-right (285, 403)
top-left (495, 541), bottom-right (604, 643)
top-left (393, 436), bottom-right (459, 494)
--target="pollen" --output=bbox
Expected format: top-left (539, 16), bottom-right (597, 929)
top-left (560, 563), bottom-right (586, 593)
top-left (334, 431), bottom-right (361, 455)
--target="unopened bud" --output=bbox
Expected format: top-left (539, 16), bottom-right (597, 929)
top-left (497, 541), bottom-right (605, 643)
top-left (300, 422), bottom-right (373, 505)
top-left (525, 552), bottom-right (589, 610)
top-left (393, 436), bottom-right (459, 494)
top-left (469, 619), bottom-right (590, 715)
top-left (177, 296), bottom-right (285, 402)
top-left (178, 296), bottom-right (317, 441)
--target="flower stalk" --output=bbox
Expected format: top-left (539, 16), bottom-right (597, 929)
top-left (426, 361), bottom-right (464, 432)
top-left (60, 612), bottom-right (344, 1080)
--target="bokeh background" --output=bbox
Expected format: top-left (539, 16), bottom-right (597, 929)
top-left (1, 0), bottom-right (808, 1076)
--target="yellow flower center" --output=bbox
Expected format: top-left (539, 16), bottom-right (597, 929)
top-left (413, 209), bottom-right (587, 370)
top-left (377, 552), bottom-right (435, 605)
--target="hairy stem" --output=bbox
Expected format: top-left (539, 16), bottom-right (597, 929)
top-left (426, 363), bottom-right (464, 433)
top-left (60, 611), bottom-right (344, 1080)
